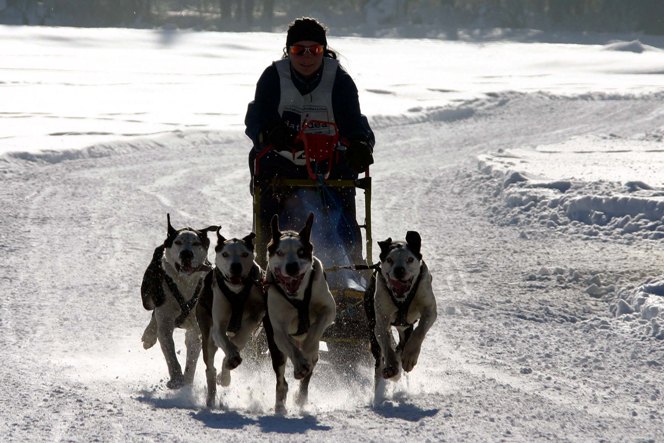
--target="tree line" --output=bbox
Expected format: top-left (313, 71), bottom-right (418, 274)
top-left (4, 0), bottom-right (663, 34)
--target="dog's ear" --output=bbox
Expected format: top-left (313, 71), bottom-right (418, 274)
top-left (201, 225), bottom-right (219, 234)
top-left (270, 214), bottom-right (281, 238)
top-left (378, 237), bottom-right (393, 262)
top-left (299, 213), bottom-right (314, 245)
top-left (167, 213), bottom-right (176, 235)
top-left (405, 231), bottom-right (422, 260)
top-left (243, 232), bottom-right (256, 251)
top-left (214, 227), bottom-right (226, 252)
top-left (198, 225), bottom-right (218, 249)
top-left (164, 213), bottom-right (177, 247)
top-left (216, 226), bottom-right (227, 244)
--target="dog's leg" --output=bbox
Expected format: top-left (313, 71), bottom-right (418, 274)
top-left (375, 321), bottom-right (400, 380)
top-left (363, 279), bottom-right (383, 393)
top-left (157, 320), bottom-right (184, 389)
top-left (295, 353), bottom-right (317, 408)
top-left (401, 308), bottom-right (437, 373)
top-left (219, 356), bottom-right (233, 387)
top-left (300, 306), bottom-right (335, 360)
top-left (201, 335), bottom-right (218, 408)
top-left (196, 277), bottom-right (217, 408)
top-left (373, 373), bottom-right (387, 406)
top-left (141, 312), bottom-right (158, 350)
top-left (182, 326), bottom-right (201, 386)
top-left (274, 360), bottom-right (288, 415)
top-left (269, 322), bottom-right (310, 380)
top-left (263, 314), bottom-right (288, 414)
top-left (373, 278), bottom-right (401, 380)
top-left (212, 329), bottom-right (242, 370)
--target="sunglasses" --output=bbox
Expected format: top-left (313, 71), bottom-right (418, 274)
top-left (289, 44), bottom-right (324, 57)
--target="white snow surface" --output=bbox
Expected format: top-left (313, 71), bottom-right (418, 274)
top-left (2, 25), bottom-right (664, 442)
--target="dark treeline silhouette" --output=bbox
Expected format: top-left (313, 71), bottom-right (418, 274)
top-left (2, 0), bottom-right (663, 34)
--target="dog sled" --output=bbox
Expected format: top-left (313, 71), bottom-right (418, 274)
top-left (252, 119), bottom-right (374, 359)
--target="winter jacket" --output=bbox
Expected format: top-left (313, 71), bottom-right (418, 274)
top-left (245, 56), bottom-right (375, 150)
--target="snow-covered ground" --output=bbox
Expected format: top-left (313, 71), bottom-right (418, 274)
top-left (2, 25), bottom-right (664, 441)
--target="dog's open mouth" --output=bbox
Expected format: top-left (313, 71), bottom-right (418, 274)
top-left (389, 277), bottom-right (414, 298)
top-left (226, 275), bottom-right (244, 285)
top-left (176, 262), bottom-right (200, 275)
top-left (275, 269), bottom-right (305, 295)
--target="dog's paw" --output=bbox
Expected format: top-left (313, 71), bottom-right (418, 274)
top-left (295, 390), bottom-right (308, 408)
top-left (141, 320), bottom-right (158, 349)
top-left (275, 403), bottom-right (288, 415)
top-left (293, 361), bottom-right (312, 380)
top-left (205, 394), bottom-right (216, 409)
top-left (226, 353), bottom-right (242, 370)
top-left (373, 377), bottom-right (387, 406)
top-left (142, 337), bottom-right (157, 350)
top-left (217, 370), bottom-right (231, 387)
top-left (166, 375), bottom-right (185, 389)
top-left (402, 355), bottom-right (418, 372)
top-left (401, 344), bottom-right (421, 372)
top-left (382, 365), bottom-right (400, 380)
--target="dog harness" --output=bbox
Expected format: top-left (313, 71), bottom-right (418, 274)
top-left (214, 266), bottom-right (261, 334)
top-left (271, 267), bottom-right (315, 337)
top-left (382, 263), bottom-right (426, 328)
top-left (162, 268), bottom-right (207, 328)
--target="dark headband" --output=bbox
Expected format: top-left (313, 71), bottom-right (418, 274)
top-left (286, 17), bottom-right (327, 47)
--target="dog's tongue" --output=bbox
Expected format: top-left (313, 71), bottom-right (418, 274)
top-left (283, 276), bottom-right (303, 294)
top-left (229, 275), bottom-right (243, 285)
top-left (178, 262), bottom-right (194, 274)
top-left (276, 270), bottom-right (304, 295)
top-left (390, 278), bottom-right (413, 297)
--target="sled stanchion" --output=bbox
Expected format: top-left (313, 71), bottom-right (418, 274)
top-left (364, 172), bottom-right (372, 265)
top-left (252, 181), bottom-right (266, 270)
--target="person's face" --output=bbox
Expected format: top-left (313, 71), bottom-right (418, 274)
top-left (288, 40), bottom-right (324, 78)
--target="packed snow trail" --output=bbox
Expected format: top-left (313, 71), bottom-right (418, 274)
top-left (2, 94), bottom-right (664, 441)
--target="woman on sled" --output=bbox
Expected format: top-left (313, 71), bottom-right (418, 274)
top-left (245, 16), bottom-right (375, 278)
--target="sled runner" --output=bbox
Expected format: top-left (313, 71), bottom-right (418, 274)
top-left (253, 119), bottom-right (373, 355)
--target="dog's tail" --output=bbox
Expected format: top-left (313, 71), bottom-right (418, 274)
top-left (141, 245), bottom-right (166, 310)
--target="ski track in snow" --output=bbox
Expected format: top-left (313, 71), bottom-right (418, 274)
top-left (3, 87), bottom-right (664, 439)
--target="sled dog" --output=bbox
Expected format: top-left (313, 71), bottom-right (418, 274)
top-left (140, 214), bottom-right (218, 389)
top-left (363, 231), bottom-right (437, 401)
top-left (264, 213), bottom-right (336, 414)
top-left (196, 229), bottom-right (265, 408)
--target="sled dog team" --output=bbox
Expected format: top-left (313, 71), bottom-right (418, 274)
top-left (141, 213), bottom-right (437, 413)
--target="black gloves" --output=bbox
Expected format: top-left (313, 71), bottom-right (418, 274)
top-left (261, 121), bottom-right (296, 151)
top-left (346, 138), bottom-right (374, 173)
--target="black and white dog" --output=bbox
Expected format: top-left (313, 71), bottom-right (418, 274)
top-left (141, 214), bottom-right (218, 389)
top-left (364, 231), bottom-right (437, 401)
top-left (196, 229), bottom-right (265, 408)
top-left (263, 213), bottom-right (336, 414)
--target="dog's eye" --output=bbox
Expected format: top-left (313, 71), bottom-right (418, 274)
top-left (407, 257), bottom-right (414, 263)
top-left (297, 248), bottom-right (305, 258)
top-left (277, 250), bottom-right (285, 257)
top-left (174, 240), bottom-right (183, 246)
top-left (386, 257), bottom-right (393, 265)
top-left (193, 241), bottom-right (202, 247)
top-left (241, 252), bottom-right (249, 258)
top-left (222, 252), bottom-right (229, 258)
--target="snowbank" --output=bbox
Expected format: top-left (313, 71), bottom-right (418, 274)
top-left (478, 130), bottom-right (664, 241)
top-left (612, 278), bottom-right (664, 340)
top-left (478, 127), bottom-right (664, 341)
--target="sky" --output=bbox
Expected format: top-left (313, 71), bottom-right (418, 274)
top-left (2, 24), bottom-right (664, 442)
